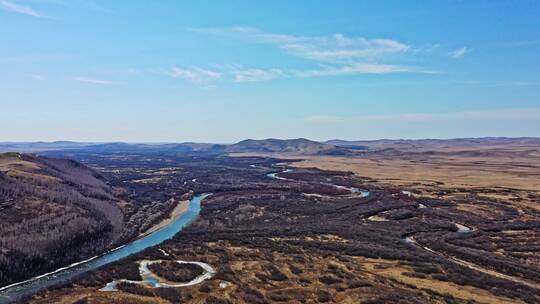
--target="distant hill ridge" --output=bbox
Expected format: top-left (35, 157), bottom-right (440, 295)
top-left (1, 137), bottom-right (539, 155)
top-left (225, 138), bottom-right (350, 155)
top-left (0, 138), bottom-right (352, 155)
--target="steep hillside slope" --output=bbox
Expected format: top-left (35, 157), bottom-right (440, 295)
top-left (0, 153), bottom-right (124, 287)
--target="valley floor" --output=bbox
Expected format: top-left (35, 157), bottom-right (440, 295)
top-left (24, 147), bottom-right (540, 304)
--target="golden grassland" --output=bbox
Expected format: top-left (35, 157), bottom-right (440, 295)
top-left (293, 155), bottom-right (540, 190)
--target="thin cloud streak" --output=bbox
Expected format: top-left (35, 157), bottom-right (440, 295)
top-left (70, 76), bottom-right (117, 85)
top-left (0, 0), bottom-right (52, 18)
top-left (167, 63), bottom-right (436, 85)
top-left (295, 63), bottom-right (439, 77)
top-left (306, 108), bottom-right (540, 123)
top-left (449, 47), bottom-right (472, 59)
top-left (232, 68), bottom-right (285, 82)
top-left (167, 66), bottom-right (222, 84)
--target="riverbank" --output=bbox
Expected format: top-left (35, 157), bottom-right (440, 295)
top-left (139, 200), bottom-right (190, 238)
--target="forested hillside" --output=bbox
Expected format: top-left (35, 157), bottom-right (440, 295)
top-left (0, 153), bottom-right (124, 287)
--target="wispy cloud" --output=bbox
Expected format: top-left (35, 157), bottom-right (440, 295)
top-left (191, 27), bottom-right (410, 63)
top-left (448, 47), bottom-right (472, 59)
top-left (259, 33), bottom-right (409, 63)
top-left (306, 108), bottom-right (540, 123)
top-left (216, 64), bottom-right (285, 82)
top-left (188, 26), bottom-right (439, 82)
top-left (166, 62), bottom-right (437, 85)
top-left (70, 76), bottom-right (117, 85)
top-left (0, 0), bottom-right (51, 18)
top-left (233, 68), bottom-right (285, 82)
top-left (167, 66), bottom-right (222, 84)
top-left (167, 65), bottom-right (283, 84)
top-left (296, 63), bottom-right (438, 77)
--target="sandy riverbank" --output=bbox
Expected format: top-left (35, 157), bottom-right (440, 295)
top-left (139, 200), bottom-right (190, 237)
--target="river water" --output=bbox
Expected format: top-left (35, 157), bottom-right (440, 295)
top-left (0, 193), bottom-right (211, 303)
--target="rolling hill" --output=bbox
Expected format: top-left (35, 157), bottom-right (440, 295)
top-left (225, 138), bottom-right (351, 155)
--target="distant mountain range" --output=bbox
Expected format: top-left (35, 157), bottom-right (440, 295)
top-left (1, 137), bottom-right (538, 156)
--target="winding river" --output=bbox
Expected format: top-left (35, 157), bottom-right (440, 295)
top-left (266, 167), bottom-right (370, 198)
top-left (0, 193), bottom-right (211, 303)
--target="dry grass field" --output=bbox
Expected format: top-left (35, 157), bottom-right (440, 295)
top-left (294, 154), bottom-right (540, 191)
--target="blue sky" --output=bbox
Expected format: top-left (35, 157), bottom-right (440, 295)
top-left (1, 0), bottom-right (539, 142)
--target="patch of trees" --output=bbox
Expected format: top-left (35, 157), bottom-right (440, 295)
top-left (148, 261), bottom-right (204, 283)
